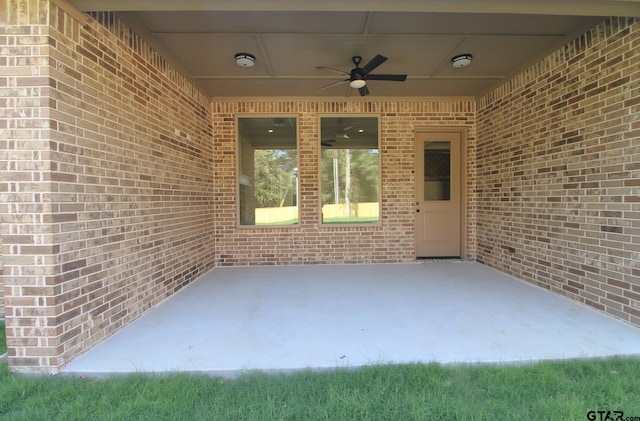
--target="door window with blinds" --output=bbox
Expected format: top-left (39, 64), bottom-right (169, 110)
top-left (423, 141), bottom-right (451, 201)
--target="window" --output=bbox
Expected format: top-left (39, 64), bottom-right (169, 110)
top-left (423, 141), bottom-right (451, 201)
top-left (320, 116), bottom-right (380, 224)
top-left (238, 117), bottom-right (298, 226)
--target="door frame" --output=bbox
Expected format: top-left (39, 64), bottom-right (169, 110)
top-left (414, 126), bottom-right (468, 260)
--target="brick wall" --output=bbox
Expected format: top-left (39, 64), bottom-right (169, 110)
top-left (1, 1), bottom-right (215, 372)
top-left (477, 18), bottom-right (640, 326)
top-left (213, 100), bottom-right (477, 265)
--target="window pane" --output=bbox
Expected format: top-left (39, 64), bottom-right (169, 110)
top-left (238, 117), bottom-right (298, 225)
top-left (423, 141), bottom-right (451, 201)
top-left (320, 117), bottom-right (379, 224)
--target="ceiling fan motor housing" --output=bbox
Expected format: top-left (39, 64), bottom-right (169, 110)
top-left (350, 68), bottom-right (363, 79)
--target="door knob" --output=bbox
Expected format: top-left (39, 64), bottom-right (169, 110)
top-left (416, 209), bottom-right (420, 213)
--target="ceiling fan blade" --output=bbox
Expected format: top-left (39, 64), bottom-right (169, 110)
top-left (358, 85), bottom-right (370, 97)
top-left (321, 140), bottom-right (335, 147)
top-left (340, 126), bottom-right (352, 139)
top-left (366, 74), bottom-right (407, 81)
top-left (316, 66), bottom-right (350, 76)
top-left (361, 54), bottom-right (388, 75)
top-left (317, 79), bottom-right (349, 91)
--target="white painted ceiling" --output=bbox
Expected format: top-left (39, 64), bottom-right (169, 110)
top-left (68, 0), bottom-right (640, 98)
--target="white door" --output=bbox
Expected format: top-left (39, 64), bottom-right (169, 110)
top-left (415, 131), bottom-right (462, 257)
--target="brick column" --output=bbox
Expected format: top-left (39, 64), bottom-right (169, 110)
top-left (1, 0), bottom-right (60, 371)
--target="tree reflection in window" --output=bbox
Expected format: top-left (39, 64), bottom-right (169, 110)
top-left (238, 117), bottom-right (298, 226)
top-left (320, 117), bottom-right (380, 224)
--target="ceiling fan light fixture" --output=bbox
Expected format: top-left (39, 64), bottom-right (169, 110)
top-left (235, 53), bottom-right (256, 67)
top-left (451, 54), bottom-right (473, 68)
top-left (349, 79), bottom-right (366, 89)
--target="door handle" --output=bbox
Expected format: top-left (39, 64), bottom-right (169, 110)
top-left (416, 209), bottom-right (420, 213)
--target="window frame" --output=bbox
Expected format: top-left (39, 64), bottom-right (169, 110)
top-left (236, 114), bottom-right (300, 228)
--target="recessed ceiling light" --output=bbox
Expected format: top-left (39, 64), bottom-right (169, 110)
top-left (268, 129), bottom-right (274, 133)
top-left (451, 54), bottom-right (473, 68)
top-left (235, 53), bottom-right (256, 67)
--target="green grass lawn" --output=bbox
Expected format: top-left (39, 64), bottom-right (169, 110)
top-left (0, 320), bottom-right (5, 355)
top-left (254, 216), bottom-right (379, 225)
top-left (256, 218), bottom-right (299, 226)
top-left (323, 216), bottom-right (379, 224)
top-left (1, 354), bottom-right (640, 420)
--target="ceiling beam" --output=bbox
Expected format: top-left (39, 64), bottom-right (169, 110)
top-left (68, 0), bottom-right (640, 17)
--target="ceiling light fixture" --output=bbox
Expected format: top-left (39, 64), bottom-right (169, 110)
top-left (451, 54), bottom-right (473, 69)
top-left (451, 54), bottom-right (473, 68)
top-left (349, 79), bottom-right (366, 89)
top-left (235, 53), bottom-right (256, 67)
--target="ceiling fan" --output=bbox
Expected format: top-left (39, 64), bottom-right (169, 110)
top-left (321, 125), bottom-right (353, 147)
top-left (317, 54), bottom-right (407, 96)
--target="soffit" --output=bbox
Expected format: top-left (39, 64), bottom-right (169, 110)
top-left (67, 0), bottom-right (640, 98)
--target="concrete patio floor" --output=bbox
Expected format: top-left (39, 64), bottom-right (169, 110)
top-left (63, 262), bottom-right (640, 377)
